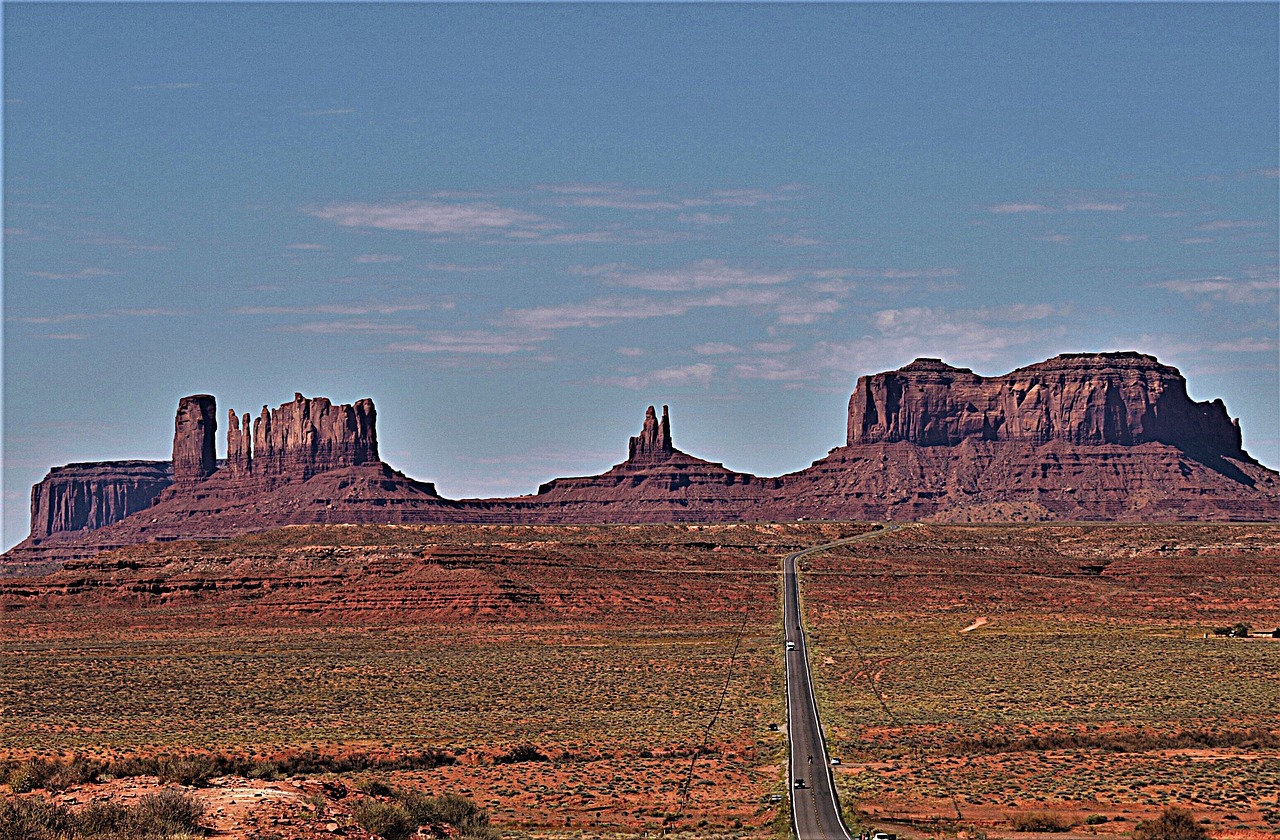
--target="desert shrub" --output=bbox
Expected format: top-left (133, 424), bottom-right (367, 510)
top-left (46, 757), bottom-right (107, 791)
top-left (494, 744), bottom-right (548, 764)
top-left (357, 778), bottom-right (394, 798)
top-left (1084, 814), bottom-right (1109, 825)
top-left (130, 787), bottom-right (206, 835)
top-left (353, 800), bottom-right (415, 840)
top-left (6, 760), bottom-right (56, 793)
top-left (0, 794), bottom-right (73, 839)
top-left (1010, 811), bottom-right (1072, 832)
top-left (158, 755), bottom-right (215, 787)
top-left (1133, 807), bottom-right (1208, 840)
top-left (106, 755), bottom-right (161, 779)
top-left (76, 800), bottom-right (131, 834)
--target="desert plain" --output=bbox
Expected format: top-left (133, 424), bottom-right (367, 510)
top-left (2, 521), bottom-right (1277, 840)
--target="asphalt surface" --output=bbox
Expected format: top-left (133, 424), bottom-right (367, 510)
top-left (784, 526), bottom-right (899, 840)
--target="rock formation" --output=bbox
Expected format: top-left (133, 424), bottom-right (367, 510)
top-left (172, 395), bottom-right (218, 484)
top-left (5, 351), bottom-right (1278, 574)
top-left (28, 461), bottom-right (173, 539)
top-left (628, 405), bottom-right (674, 462)
top-left (847, 353), bottom-right (1246, 457)
top-left (247, 393), bottom-right (379, 485)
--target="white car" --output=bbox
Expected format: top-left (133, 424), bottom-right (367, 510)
top-left (786, 640), bottom-right (796, 651)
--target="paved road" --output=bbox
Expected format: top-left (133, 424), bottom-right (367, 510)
top-left (784, 525), bottom-right (899, 840)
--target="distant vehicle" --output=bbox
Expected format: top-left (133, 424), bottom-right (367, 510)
top-left (768, 794), bottom-right (783, 803)
top-left (872, 832), bottom-right (896, 840)
top-left (830, 757), bottom-right (841, 765)
top-left (768, 722), bottom-right (779, 731)
top-left (793, 778), bottom-right (806, 789)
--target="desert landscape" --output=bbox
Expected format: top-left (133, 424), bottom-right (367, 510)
top-left (3, 521), bottom-right (1277, 839)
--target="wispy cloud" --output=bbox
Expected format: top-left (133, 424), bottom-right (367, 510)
top-left (301, 108), bottom-right (355, 116)
top-left (235, 301), bottom-right (451, 316)
top-left (583, 259), bottom-right (795, 292)
top-left (77, 234), bottom-right (168, 252)
top-left (1116, 233), bottom-right (1149, 243)
top-left (693, 342), bottom-right (742, 355)
top-left (131, 82), bottom-right (199, 90)
top-left (28, 267), bottom-right (118, 280)
top-left (1033, 233), bottom-right (1072, 244)
top-left (354, 254), bottom-right (402, 264)
top-left (1066, 202), bottom-right (1126, 212)
top-left (1155, 268), bottom-right (1277, 304)
top-left (282, 320), bottom-right (419, 335)
top-left (14, 307), bottom-right (184, 325)
top-left (287, 243), bottom-right (328, 251)
top-left (989, 203), bottom-right (1050, 214)
top-left (500, 298), bottom-right (688, 330)
top-left (596, 363), bottom-right (716, 390)
top-left (385, 331), bottom-right (546, 355)
top-left (1195, 219), bottom-right (1269, 231)
top-left (1212, 338), bottom-right (1276, 353)
top-left (308, 200), bottom-right (556, 237)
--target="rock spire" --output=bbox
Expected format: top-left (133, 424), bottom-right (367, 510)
top-left (628, 405), bottom-right (674, 463)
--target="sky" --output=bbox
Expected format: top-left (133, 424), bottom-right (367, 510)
top-left (3, 2), bottom-right (1278, 550)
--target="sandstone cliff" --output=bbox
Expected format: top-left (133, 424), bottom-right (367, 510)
top-left (628, 405), bottom-right (674, 462)
top-left (240, 393), bottom-right (380, 485)
top-left (172, 395), bottom-right (218, 484)
top-left (28, 461), bottom-right (173, 540)
top-left (847, 353), bottom-right (1246, 457)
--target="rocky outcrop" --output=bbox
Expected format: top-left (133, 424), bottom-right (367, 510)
top-left (28, 461), bottom-right (173, 540)
top-left (227, 410), bottom-right (253, 476)
top-left (629, 405), bottom-right (674, 462)
top-left (847, 353), bottom-right (1246, 457)
top-left (172, 395), bottom-right (218, 484)
top-left (245, 394), bottom-right (379, 485)
top-left (5, 352), bottom-right (1278, 574)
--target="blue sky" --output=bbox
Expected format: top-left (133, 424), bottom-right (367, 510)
top-left (4, 3), bottom-right (1278, 549)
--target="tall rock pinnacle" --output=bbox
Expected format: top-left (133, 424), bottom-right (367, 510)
top-left (172, 395), bottom-right (218, 484)
top-left (628, 405), bottom-right (675, 463)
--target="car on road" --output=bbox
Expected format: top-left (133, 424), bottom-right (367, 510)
top-left (830, 757), bottom-right (841, 765)
top-left (786, 640), bottom-right (796, 651)
top-left (793, 778), bottom-right (806, 789)
top-left (872, 832), bottom-right (896, 840)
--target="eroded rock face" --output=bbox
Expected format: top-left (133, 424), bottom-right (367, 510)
top-left (172, 395), bottom-right (218, 484)
top-left (628, 405), bottom-right (674, 463)
top-left (28, 461), bottom-right (173, 539)
top-left (847, 353), bottom-right (1246, 457)
top-left (244, 393), bottom-right (380, 484)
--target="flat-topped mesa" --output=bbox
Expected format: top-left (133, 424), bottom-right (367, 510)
top-left (847, 352), bottom-right (1247, 458)
top-left (244, 393), bottom-right (380, 483)
top-left (28, 461), bottom-right (173, 540)
top-left (628, 405), bottom-right (675, 463)
top-left (172, 395), bottom-right (218, 484)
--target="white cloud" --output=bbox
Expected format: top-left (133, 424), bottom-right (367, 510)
top-left (301, 108), bottom-right (355, 116)
top-left (1066, 202), bottom-right (1126, 212)
top-left (597, 363), bottom-right (716, 390)
top-left (989, 203), bottom-right (1050, 214)
top-left (281, 320), bottom-right (418, 335)
top-left (731, 358), bottom-right (814, 382)
top-left (28, 267), bottom-right (118, 280)
top-left (308, 201), bottom-right (555, 237)
top-left (287, 243), bottom-right (328, 251)
top-left (693, 342), bottom-right (742, 355)
top-left (236, 301), bottom-right (449, 316)
top-left (616, 347), bottom-right (646, 357)
top-left (500, 298), bottom-right (688, 330)
top-left (1155, 274), bottom-right (1277, 305)
top-left (1196, 219), bottom-right (1269, 231)
top-left (1033, 233), bottom-right (1072, 244)
top-left (354, 254), bottom-right (402, 263)
top-left (385, 331), bottom-right (546, 355)
top-left (1212, 338), bottom-right (1276, 353)
top-left (592, 259), bottom-right (795, 292)
top-left (15, 307), bottom-right (183, 324)
top-left (1116, 234), bottom-right (1149, 243)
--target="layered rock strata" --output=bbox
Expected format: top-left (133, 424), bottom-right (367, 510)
top-left (848, 353), bottom-right (1245, 457)
top-left (172, 395), bottom-right (218, 484)
top-left (6, 351), bottom-right (1279, 573)
top-left (28, 461), bottom-right (173, 540)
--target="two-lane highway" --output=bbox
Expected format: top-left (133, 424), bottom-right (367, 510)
top-left (784, 526), bottom-right (899, 839)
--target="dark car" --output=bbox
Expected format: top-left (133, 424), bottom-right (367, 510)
top-left (793, 778), bottom-right (806, 789)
